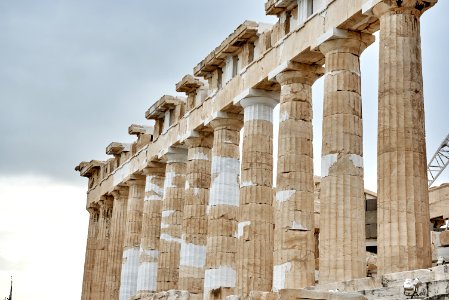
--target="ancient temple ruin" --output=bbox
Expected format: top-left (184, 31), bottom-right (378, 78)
top-left (76, 0), bottom-right (449, 299)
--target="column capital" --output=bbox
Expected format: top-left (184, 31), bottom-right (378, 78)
top-left (143, 161), bottom-right (166, 176)
top-left (126, 174), bottom-right (146, 187)
top-left (204, 111), bottom-right (243, 131)
top-left (314, 28), bottom-right (375, 56)
top-left (98, 195), bottom-right (113, 210)
top-left (234, 88), bottom-right (279, 108)
top-left (371, 0), bottom-right (434, 17)
top-left (160, 147), bottom-right (188, 163)
top-left (87, 202), bottom-right (99, 215)
top-left (184, 132), bottom-right (213, 149)
top-left (269, 61), bottom-right (324, 85)
top-left (111, 186), bottom-right (129, 200)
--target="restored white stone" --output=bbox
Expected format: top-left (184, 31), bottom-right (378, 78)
top-left (321, 153), bottom-right (338, 177)
top-left (164, 171), bottom-right (176, 188)
top-left (235, 221), bottom-right (251, 239)
top-left (160, 233), bottom-right (182, 243)
top-left (292, 221), bottom-right (309, 231)
top-left (349, 154), bottom-right (364, 169)
top-left (203, 266), bottom-right (237, 299)
top-left (279, 110), bottom-right (290, 122)
top-left (119, 247), bottom-right (140, 300)
top-left (241, 181), bottom-right (256, 187)
top-left (276, 190), bottom-right (296, 203)
top-left (209, 156), bottom-right (240, 208)
top-left (272, 262), bottom-right (292, 292)
top-left (243, 102), bottom-right (274, 122)
top-left (136, 262), bottom-right (158, 293)
top-left (161, 210), bottom-right (175, 218)
top-left (180, 242), bottom-right (207, 268)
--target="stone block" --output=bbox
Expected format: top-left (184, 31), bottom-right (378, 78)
top-left (440, 231), bottom-right (449, 247)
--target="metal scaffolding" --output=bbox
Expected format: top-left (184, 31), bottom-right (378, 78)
top-left (428, 133), bottom-right (449, 187)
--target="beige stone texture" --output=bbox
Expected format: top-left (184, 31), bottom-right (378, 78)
top-left (81, 204), bottom-right (100, 300)
top-left (429, 183), bottom-right (449, 221)
top-left (439, 231), bottom-right (449, 247)
top-left (318, 32), bottom-right (373, 284)
top-left (374, 1), bottom-right (432, 275)
top-left (203, 115), bottom-right (243, 300)
top-left (237, 96), bottom-right (277, 298)
top-left (76, 0), bottom-right (442, 298)
top-left (273, 65), bottom-right (323, 291)
top-left (157, 151), bottom-right (187, 291)
top-left (136, 164), bottom-right (166, 295)
top-left (278, 289), bottom-right (367, 300)
top-left (178, 134), bottom-right (212, 296)
top-left (120, 176), bottom-right (146, 300)
top-left (105, 187), bottom-right (129, 299)
top-left (91, 196), bottom-right (113, 300)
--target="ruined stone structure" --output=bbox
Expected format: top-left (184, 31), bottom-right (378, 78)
top-left (76, 0), bottom-right (444, 299)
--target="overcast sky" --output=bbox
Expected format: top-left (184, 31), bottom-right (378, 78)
top-left (0, 1), bottom-right (448, 299)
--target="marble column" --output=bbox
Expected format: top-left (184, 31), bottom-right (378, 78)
top-left (273, 65), bottom-right (323, 291)
top-left (105, 187), bottom-right (129, 300)
top-left (374, 1), bottom-right (432, 275)
top-left (91, 196), bottom-right (113, 300)
top-left (178, 134), bottom-right (212, 297)
top-left (157, 149), bottom-right (187, 291)
top-left (318, 32), bottom-right (373, 283)
top-left (136, 164), bottom-right (166, 296)
top-left (81, 203), bottom-right (99, 300)
top-left (237, 94), bottom-right (277, 298)
top-left (203, 115), bottom-right (243, 300)
top-left (119, 176), bottom-right (146, 300)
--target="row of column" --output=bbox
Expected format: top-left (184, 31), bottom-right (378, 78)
top-left (80, 2), bottom-right (431, 298)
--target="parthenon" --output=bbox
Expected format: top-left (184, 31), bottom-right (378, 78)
top-left (75, 0), bottom-right (449, 299)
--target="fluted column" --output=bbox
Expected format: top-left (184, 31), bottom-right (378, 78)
top-left (91, 196), bottom-right (113, 300)
top-left (203, 115), bottom-right (243, 300)
top-left (273, 65), bottom-right (323, 291)
top-left (318, 32), bottom-right (373, 283)
top-left (105, 187), bottom-right (129, 300)
top-left (237, 94), bottom-right (277, 298)
top-left (374, 1), bottom-right (431, 275)
top-left (157, 149), bottom-right (187, 291)
top-left (178, 134), bottom-right (212, 297)
top-left (81, 204), bottom-right (99, 300)
top-left (119, 176), bottom-right (146, 300)
top-left (136, 164), bottom-right (166, 296)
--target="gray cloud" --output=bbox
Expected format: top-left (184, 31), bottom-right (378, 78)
top-left (0, 0), bottom-right (448, 186)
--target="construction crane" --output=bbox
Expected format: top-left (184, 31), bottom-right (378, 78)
top-left (428, 133), bottom-right (449, 187)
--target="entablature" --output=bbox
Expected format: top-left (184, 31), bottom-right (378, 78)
top-left (81, 0), bottom-right (438, 207)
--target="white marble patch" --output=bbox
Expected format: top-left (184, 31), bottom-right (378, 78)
top-left (119, 247), bottom-right (140, 300)
top-left (244, 103), bottom-right (273, 122)
top-left (203, 266), bottom-right (237, 299)
top-left (209, 156), bottom-right (240, 208)
top-left (160, 233), bottom-right (182, 243)
top-left (272, 262), bottom-right (292, 292)
top-left (234, 221), bottom-right (251, 239)
top-left (180, 242), bottom-right (207, 268)
top-left (348, 154), bottom-right (364, 169)
top-left (164, 171), bottom-right (176, 188)
top-left (321, 153), bottom-right (338, 177)
top-left (276, 190), bottom-right (295, 203)
top-left (291, 221), bottom-right (309, 231)
top-left (161, 210), bottom-right (175, 218)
